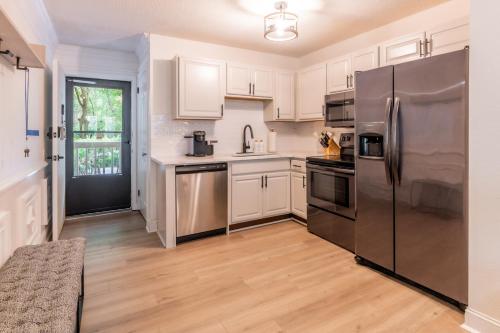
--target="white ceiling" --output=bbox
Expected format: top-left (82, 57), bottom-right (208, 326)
top-left (42, 0), bottom-right (448, 57)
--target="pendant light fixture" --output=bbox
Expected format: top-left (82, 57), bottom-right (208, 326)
top-left (264, 1), bottom-right (298, 41)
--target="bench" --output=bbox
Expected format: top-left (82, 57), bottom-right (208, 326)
top-left (0, 238), bottom-right (86, 333)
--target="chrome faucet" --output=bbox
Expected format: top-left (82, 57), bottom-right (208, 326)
top-left (242, 124), bottom-right (254, 153)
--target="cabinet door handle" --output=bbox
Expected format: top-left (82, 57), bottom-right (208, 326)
top-left (252, 83), bottom-right (255, 95)
top-left (221, 104), bottom-right (224, 116)
top-left (249, 82), bottom-right (252, 95)
top-left (265, 175), bottom-right (268, 188)
top-left (322, 105), bottom-right (325, 116)
top-left (349, 74), bottom-right (353, 88)
top-left (303, 175), bottom-right (306, 188)
top-left (261, 175), bottom-right (264, 188)
top-left (277, 107), bottom-right (280, 119)
top-left (346, 75), bottom-right (349, 88)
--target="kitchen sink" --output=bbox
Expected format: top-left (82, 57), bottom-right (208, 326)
top-left (232, 152), bottom-right (277, 157)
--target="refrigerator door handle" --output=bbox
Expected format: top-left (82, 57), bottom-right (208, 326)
top-left (391, 97), bottom-right (401, 185)
top-left (384, 97), bottom-right (393, 185)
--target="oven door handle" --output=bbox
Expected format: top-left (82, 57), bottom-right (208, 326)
top-left (306, 164), bottom-right (355, 175)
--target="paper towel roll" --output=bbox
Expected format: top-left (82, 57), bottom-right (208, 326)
top-left (268, 129), bottom-right (277, 153)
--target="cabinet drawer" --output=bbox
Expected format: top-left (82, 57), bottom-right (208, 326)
top-left (290, 159), bottom-right (306, 173)
top-left (231, 159), bottom-right (290, 175)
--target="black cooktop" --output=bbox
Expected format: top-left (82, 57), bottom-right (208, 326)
top-left (306, 154), bottom-right (355, 169)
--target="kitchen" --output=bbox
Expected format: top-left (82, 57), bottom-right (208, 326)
top-left (0, 0), bottom-right (499, 332)
top-left (143, 0), bottom-right (470, 320)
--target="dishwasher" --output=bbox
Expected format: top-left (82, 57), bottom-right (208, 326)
top-left (175, 163), bottom-right (227, 243)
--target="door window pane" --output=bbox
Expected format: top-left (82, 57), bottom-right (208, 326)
top-left (72, 86), bottom-right (123, 132)
top-left (72, 85), bottom-right (123, 177)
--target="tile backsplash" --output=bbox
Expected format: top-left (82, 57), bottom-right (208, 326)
top-left (150, 99), bottom-right (353, 157)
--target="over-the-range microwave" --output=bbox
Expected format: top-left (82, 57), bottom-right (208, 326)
top-left (324, 90), bottom-right (355, 128)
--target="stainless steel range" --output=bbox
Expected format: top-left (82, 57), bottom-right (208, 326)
top-left (306, 133), bottom-right (355, 252)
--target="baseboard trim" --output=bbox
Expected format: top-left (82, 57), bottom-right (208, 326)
top-left (464, 307), bottom-right (500, 333)
top-left (146, 220), bottom-right (157, 233)
top-left (229, 213), bottom-right (307, 232)
top-left (229, 214), bottom-right (291, 231)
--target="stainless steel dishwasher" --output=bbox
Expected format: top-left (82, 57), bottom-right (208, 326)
top-left (175, 163), bottom-right (227, 243)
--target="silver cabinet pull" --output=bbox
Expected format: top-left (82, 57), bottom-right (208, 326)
top-left (265, 175), bottom-right (268, 188)
top-left (261, 175), bottom-right (264, 188)
top-left (252, 83), bottom-right (255, 95)
top-left (302, 175), bottom-right (306, 188)
top-left (277, 107), bottom-right (280, 119)
top-left (249, 82), bottom-right (251, 95)
top-left (419, 40), bottom-right (425, 57)
top-left (349, 74), bottom-right (353, 88)
top-left (346, 75), bottom-right (349, 88)
top-left (322, 105), bottom-right (325, 116)
top-left (221, 104), bottom-right (224, 117)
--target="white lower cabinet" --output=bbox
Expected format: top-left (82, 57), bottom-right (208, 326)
top-left (262, 172), bottom-right (291, 217)
top-left (291, 172), bottom-right (307, 219)
top-left (231, 170), bottom-right (290, 224)
top-left (231, 174), bottom-right (264, 223)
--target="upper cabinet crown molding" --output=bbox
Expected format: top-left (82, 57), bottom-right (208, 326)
top-left (175, 56), bottom-right (226, 120)
top-left (226, 63), bottom-right (274, 98)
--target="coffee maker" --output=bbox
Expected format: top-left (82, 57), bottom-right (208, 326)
top-left (184, 131), bottom-right (215, 157)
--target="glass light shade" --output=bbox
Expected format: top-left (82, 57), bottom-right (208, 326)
top-left (264, 11), bottom-right (298, 41)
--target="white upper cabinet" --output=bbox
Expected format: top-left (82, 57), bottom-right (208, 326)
top-left (265, 71), bottom-right (295, 121)
top-left (327, 56), bottom-right (351, 93)
top-left (297, 63), bottom-right (327, 121)
top-left (176, 56), bottom-right (226, 119)
top-left (227, 64), bottom-right (253, 96)
top-left (352, 46), bottom-right (380, 72)
top-left (427, 18), bottom-right (469, 56)
top-left (380, 32), bottom-right (426, 66)
top-left (327, 46), bottom-right (379, 93)
top-left (253, 68), bottom-right (274, 97)
top-left (226, 63), bottom-right (273, 98)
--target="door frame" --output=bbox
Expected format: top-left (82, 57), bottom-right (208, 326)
top-left (60, 70), bottom-right (139, 211)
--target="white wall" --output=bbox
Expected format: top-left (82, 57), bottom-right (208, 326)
top-left (464, 1), bottom-right (500, 332)
top-left (300, 0), bottom-right (469, 67)
top-left (148, 34), bottom-right (333, 156)
top-left (0, 1), bottom-right (58, 263)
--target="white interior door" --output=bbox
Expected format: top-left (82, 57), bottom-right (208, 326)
top-left (51, 59), bottom-right (66, 241)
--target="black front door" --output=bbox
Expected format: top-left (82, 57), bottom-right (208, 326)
top-left (65, 77), bottom-right (131, 216)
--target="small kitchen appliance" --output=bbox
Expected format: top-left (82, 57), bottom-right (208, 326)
top-left (184, 131), bottom-right (214, 157)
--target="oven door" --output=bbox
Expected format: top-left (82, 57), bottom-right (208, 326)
top-left (306, 163), bottom-right (355, 220)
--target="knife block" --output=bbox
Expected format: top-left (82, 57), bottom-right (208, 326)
top-left (324, 138), bottom-right (341, 156)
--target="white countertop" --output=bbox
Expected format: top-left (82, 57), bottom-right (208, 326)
top-left (151, 151), bottom-right (318, 166)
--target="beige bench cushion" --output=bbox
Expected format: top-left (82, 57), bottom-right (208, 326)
top-left (0, 238), bottom-right (85, 333)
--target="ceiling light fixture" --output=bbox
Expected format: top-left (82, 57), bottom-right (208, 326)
top-left (264, 1), bottom-right (298, 42)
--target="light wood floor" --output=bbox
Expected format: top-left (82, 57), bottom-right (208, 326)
top-left (61, 213), bottom-right (465, 333)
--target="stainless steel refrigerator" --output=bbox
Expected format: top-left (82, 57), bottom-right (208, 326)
top-left (354, 49), bottom-right (468, 305)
